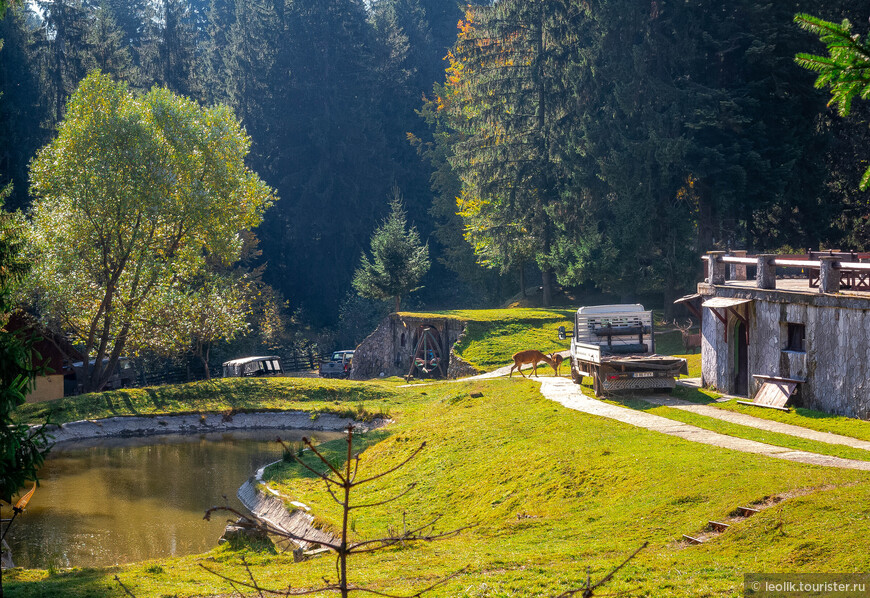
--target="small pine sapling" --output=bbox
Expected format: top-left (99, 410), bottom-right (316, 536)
top-left (201, 425), bottom-right (469, 597)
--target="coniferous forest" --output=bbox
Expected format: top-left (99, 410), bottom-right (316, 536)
top-left (1, 0), bottom-right (869, 341)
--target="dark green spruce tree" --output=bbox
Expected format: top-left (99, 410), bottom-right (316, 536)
top-left (34, 0), bottom-right (88, 124)
top-left (0, 6), bottom-right (45, 211)
top-left (352, 189), bottom-right (430, 312)
top-left (140, 0), bottom-right (201, 99)
top-left (81, 3), bottom-right (138, 82)
top-left (442, 0), bottom-right (586, 306)
top-left (256, 0), bottom-right (396, 325)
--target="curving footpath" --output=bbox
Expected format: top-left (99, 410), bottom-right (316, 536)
top-left (536, 376), bottom-right (870, 471)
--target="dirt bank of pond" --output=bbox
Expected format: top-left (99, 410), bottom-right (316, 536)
top-left (46, 411), bottom-right (389, 444)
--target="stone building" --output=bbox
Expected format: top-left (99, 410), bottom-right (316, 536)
top-left (686, 251), bottom-right (870, 418)
top-left (350, 314), bottom-right (475, 380)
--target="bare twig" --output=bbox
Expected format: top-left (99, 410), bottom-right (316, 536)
top-left (347, 566), bottom-right (469, 597)
top-left (348, 483), bottom-right (417, 510)
top-left (199, 562), bottom-right (333, 596)
top-left (203, 505), bottom-right (341, 551)
top-left (203, 427), bottom-right (468, 598)
top-left (113, 575), bottom-right (137, 598)
top-left (350, 454), bottom-right (362, 484)
top-left (553, 542), bottom-right (648, 598)
top-left (354, 443), bottom-right (426, 486)
top-left (302, 432), bottom-right (349, 481)
top-left (242, 556), bottom-right (266, 598)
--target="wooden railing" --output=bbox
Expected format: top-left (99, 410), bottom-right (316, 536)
top-left (704, 250), bottom-right (870, 292)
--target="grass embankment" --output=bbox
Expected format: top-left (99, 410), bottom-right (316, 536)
top-left (17, 377), bottom-right (404, 426)
top-left (400, 308), bottom-right (700, 377)
top-left (12, 378), bottom-right (870, 597)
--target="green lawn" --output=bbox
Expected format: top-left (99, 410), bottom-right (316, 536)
top-left (11, 378), bottom-right (870, 597)
top-left (419, 308), bottom-right (699, 377)
top-left (9, 308), bottom-right (870, 597)
top-left (400, 308), bottom-right (575, 371)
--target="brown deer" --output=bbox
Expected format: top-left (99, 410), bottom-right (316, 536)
top-left (509, 350), bottom-right (564, 377)
top-left (674, 318), bottom-right (702, 354)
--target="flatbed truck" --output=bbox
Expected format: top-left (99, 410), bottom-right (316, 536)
top-left (558, 304), bottom-right (687, 396)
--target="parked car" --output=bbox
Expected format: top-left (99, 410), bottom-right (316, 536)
top-left (319, 350), bottom-right (354, 379)
top-left (222, 356), bottom-right (284, 377)
top-left (67, 357), bottom-right (137, 395)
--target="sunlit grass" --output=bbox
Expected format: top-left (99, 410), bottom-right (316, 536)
top-left (16, 377), bottom-right (408, 426)
top-left (8, 378), bottom-right (870, 597)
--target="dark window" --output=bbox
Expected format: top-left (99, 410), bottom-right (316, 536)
top-left (786, 323), bottom-right (805, 352)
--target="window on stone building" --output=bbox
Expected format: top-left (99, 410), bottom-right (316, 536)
top-left (785, 323), bottom-right (805, 352)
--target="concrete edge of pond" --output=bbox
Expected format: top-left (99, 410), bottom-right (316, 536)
top-left (45, 411), bottom-right (391, 445)
top-left (235, 415), bottom-right (392, 550)
top-left (237, 469), bottom-right (338, 549)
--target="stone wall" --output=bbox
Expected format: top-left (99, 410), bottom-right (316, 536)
top-left (350, 314), bottom-right (474, 379)
top-left (700, 283), bottom-right (870, 418)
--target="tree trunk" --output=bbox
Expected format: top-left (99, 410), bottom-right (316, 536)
top-left (201, 343), bottom-right (211, 380)
top-left (541, 268), bottom-right (552, 307)
top-left (520, 262), bottom-right (526, 297)
top-left (394, 296), bottom-right (401, 312)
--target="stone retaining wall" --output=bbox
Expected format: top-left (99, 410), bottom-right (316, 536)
top-left (350, 314), bottom-right (474, 379)
top-left (237, 475), bottom-right (336, 548)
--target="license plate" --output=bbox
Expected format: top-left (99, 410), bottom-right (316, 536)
top-left (633, 372), bottom-right (654, 378)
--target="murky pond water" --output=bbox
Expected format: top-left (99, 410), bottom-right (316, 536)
top-left (6, 429), bottom-right (340, 569)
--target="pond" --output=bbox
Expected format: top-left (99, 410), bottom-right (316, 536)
top-left (6, 429), bottom-right (341, 569)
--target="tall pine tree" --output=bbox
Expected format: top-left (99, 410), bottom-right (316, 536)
top-left (441, 0), bottom-right (586, 305)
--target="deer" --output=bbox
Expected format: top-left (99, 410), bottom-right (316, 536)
top-left (509, 350), bottom-right (564, 378)
top-left (674, 318), bottom-right (702, 354)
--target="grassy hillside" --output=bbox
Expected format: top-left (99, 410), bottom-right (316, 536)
top-left (406, 308), bottom-right (699, 375)
top-left (10, 378), bottom-right (870, 597)
top-left (400, 308), bottom-right (575, 371)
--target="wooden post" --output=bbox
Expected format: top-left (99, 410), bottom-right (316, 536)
top-left (706, 251), bottom-right (726, 285)
top-left (730, 250), bottom-right (747, 281)
top-left (756, 254), bottom-right (777, 290)
top-left (819, 256), bottom-right (840, 294)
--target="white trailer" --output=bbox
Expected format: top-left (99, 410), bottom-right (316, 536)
top-left (559, 304), bottom-right (687, 396)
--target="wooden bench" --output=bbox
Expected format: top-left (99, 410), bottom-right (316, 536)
top-left (736, 375), bottom-right (805, 412)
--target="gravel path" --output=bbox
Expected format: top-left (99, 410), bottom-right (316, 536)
top-left (536, 377), bottom-right (870, 471)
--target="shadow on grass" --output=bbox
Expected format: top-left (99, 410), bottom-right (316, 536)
top-left (670, 386), bottom-right (719, 405)
top-left (7, 567), bottom-right (120, 598)
top-left (792, 407), bottom-right (843, 421)
top-left (145, 387), bottom-right (165, 410)
top-left (117, 391), bottom-right (140, 416)
top-left (103, 394), bottom-right (118, 416)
